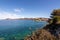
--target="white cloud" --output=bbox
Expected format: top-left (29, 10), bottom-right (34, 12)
top-left (0, 11), bottom-right (24, 19)
top-left (14, 8), bottom-right (24, 13)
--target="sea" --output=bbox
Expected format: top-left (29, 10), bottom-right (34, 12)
top-left (0, 20), bottom-right (47, 40)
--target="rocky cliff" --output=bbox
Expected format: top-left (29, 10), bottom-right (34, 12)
top-left (24, 24), bottom-right (60, 40)
top-left (24, 9), bottom-right (60, 40)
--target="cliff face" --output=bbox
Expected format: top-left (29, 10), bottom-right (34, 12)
top-left (24, 24), bottom-right (60, 40)
top-left (44, 24), bottom-right (60, 39)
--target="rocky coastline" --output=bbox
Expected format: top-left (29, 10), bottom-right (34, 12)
top-left (24, 9), bottom-right (60, 40)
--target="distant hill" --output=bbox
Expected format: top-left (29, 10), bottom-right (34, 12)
top-left (5, 18), bottom-right (49, 21)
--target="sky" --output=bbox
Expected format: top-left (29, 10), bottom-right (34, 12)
top-left (0, 0), bottom-right (60, 19)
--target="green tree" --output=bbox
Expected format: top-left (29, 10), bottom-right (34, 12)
top-left (50, 9), bottom-right (60, 24)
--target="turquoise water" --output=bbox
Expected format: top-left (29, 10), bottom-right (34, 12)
top-left (0, 20), bottom-right (47, 40)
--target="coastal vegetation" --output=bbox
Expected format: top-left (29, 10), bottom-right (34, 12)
top-left (24, 9), bottom-right (60, 40)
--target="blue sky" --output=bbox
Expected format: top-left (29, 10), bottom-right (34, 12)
top-left (0, 0), bottom-right (60, 19)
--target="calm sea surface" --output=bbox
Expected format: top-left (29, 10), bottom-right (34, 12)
top-left (0, 20), bottom-right (47, 40)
